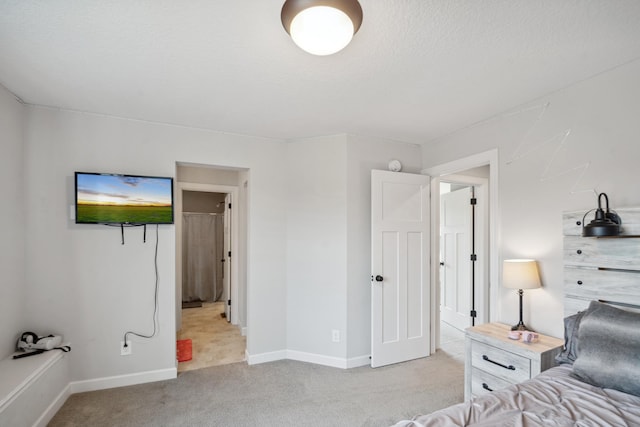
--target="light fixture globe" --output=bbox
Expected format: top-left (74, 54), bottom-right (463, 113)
top-left (281, 0), bottom-right (363, 56)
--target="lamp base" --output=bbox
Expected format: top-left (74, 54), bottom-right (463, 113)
top-left (511, 322), bottom-right (533, 332)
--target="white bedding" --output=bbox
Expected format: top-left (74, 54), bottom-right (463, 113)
top-left (393, 365), bottom-right (640, 427)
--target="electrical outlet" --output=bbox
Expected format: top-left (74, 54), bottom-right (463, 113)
top-left (120, 341), bottom-right (132, 356)
top-left (332, 330), bottom-right (340, 343)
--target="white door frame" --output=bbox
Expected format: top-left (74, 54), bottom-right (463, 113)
top-left (423, 149), bottom-right (500, 354)
top-left (175, 182), bottom-right (240, 330)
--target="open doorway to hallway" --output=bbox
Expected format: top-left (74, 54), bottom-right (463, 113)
top-left (436, 175), bottom-right (487, 364)
top-left (425, 149), bottom-right (498, 356)
top-left (437, 168), bottom-right (489, 344)
top-left (175, 163), bottom-right (248, 372)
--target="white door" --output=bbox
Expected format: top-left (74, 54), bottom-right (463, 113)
top-left (440, 186), bottom-right (472, 331)
top-left (223, 194), bottom-right (232, 322)
top-left (371, 170), bottom-right (430, 368)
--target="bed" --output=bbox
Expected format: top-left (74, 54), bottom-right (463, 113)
top-left (394, 364), bottom-right (640, 426)
top-left (393, 207), bottom-right (640, 427)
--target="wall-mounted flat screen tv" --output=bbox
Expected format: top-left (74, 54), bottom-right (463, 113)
top-left (75, 172), bottom-right (174, 225)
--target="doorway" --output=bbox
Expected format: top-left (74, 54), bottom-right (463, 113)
top-left (424, 149), bottom-right (498, 355)
top-left (178, 189), bottom-right (244, 372)
top-left (438, 172), bottom-right (488, 354)
top-left (181, 191), bottom-right (227, 309)
top-left (174, 163), bottom-right (248, 372)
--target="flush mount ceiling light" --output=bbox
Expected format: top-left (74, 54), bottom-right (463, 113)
top-left (281, 0), bottom-right (363, 56)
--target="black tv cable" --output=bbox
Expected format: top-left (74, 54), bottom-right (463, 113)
top-left (123, 224), bottom-right (160, 348)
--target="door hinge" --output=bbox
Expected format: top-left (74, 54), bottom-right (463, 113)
top-left (470, 254), bottom-right (477, 261)
top-left (470, 310), bottom-right (477, 318)
top-left (470, 198), bottom-right (477, 205)
top-left (228, 251), bottom-right (231, 257)
top-left (228, 203), bottom-right (232, 209)
top-left (227, 299), bottom-right (231, 306)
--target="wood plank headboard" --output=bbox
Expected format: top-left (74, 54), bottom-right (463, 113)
top-left (563, 207), bottom-right (640, 316)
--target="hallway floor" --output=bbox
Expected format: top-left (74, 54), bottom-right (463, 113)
top-left (176, 304), bottom-right (466, 373)
top-left (439, 321), bottom-right (466, 364)
top-left (177, 301), bottom-right (246, 373)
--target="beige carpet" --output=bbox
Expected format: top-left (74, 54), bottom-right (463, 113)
top-left (177, 301), bottom-right (246, 372)
top-left (50, 350), bottom-right (464, 427)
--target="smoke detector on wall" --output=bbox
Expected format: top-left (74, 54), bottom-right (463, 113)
top-left (388, 159), bottom-right (402, 172)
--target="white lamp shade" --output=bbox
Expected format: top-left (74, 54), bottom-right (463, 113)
top-left (281, 0), bottom-right (363, 56)
top-left (503, 259), bottom-right (541, 290)
top-left (289, 6), bottom-right (354, 55)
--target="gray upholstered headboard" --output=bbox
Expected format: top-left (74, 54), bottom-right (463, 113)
top-left (563, 207), bottom-right (640, 316)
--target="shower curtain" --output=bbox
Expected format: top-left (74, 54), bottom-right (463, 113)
top-left (182, 213), bottom-right (225, 302)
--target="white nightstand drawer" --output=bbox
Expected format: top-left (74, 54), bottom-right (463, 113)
top-left (470, 340), bottom-right (530, 383)
top-left (470, 367), bottom-right (512, 397)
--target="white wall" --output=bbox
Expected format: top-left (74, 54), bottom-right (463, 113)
top-left (285, 135), bottom-right (423, 365)
top-left (422, 59), bottom-right (640, 337)
top-left (0, 85), bottom-right (26, 359)
top-left (346, 135), bottom-right (423, 360)
top-left (286, 135), bottom-right (349, 361)
top-left (177, 165), bottom-right (242, 187)
top-left (18, 102), bottom-right (423, 383)
top-left (22, 106), bottom-right (287, 383)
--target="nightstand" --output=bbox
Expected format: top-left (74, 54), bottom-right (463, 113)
top-left (464, 323), bottom-right (563, 400)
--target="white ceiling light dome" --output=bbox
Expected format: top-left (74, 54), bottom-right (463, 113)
top-left (281, 0), bottom-right (363, 56)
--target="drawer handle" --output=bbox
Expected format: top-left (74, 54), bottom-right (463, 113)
top-left (482, 355), bottom-right (516, 371)
top-left (482, 382), bottom-right (494, 392)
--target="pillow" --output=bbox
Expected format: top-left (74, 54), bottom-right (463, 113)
top-left (571, 300), bottom-right (640, 397)
top-left (555, 310), bottom-right (586, 365)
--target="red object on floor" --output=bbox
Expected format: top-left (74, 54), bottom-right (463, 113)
top-left (177, 339), bottom-right (192, 362)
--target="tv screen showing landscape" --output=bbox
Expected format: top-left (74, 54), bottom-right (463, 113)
top-left (75, 172), bottom-right (174, 224)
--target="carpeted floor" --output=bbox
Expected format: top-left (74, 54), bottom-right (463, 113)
top-left (49, 349), bottom-right (464, 427)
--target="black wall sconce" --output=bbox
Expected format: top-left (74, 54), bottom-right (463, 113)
top-left (582, 193), bottom-right (621, 237)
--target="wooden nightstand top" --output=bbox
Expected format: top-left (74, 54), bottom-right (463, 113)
top-left (466, 323), bottom-right (564, 356)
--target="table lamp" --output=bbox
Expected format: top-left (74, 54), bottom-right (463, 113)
top-left (503, 259), bottom-right (541, 331)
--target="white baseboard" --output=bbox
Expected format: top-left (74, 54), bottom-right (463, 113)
top-left (246, 349), bottom-right (287, 365)
top-left (287, 350), bottom-right (349, 369)
top-left (247, 349), bottom-right (371, 370)
top-left (69, 367), bottom-right (177, 394)
top-left (346, 355), bottom-right (371, 368)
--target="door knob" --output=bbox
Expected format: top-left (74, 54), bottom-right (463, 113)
top-left (375, 275), bottom-right (383, 282)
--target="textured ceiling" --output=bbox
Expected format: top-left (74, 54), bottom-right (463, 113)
top-left (1, 1), bottom-right (640, 144)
